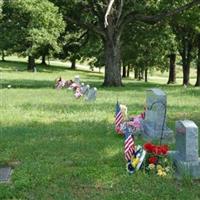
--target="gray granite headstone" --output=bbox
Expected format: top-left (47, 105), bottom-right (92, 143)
top-left (170, 120), bottom-right (200, 179)
top-left (74, 75), bottom-right (80, 84)
top-left (141, 88), bottom-right (173, 142)
top-left (81, 84), bottom-right (90, 95)
top-left (85, 87), bottom-right (97, 101)
top-left (83, 85), bottom-right (90, 97)
top-left (0, 166), bottom-right (12, 183)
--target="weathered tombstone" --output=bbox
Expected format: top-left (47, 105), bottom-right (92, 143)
top-left (83, 85), bottom-right (90, 96)
top-left (74, 75), bottom-right (80, 84)
top-left (141, 88), bottom-right (173, 142)
top-left (85, 87), bottom-right (97, 101)
top-left (81, 84), bottom-right (89, 95)
top-left (170, 120), bottom-right (200, 179)
top-left (0, 166), bottom-right (12, 183)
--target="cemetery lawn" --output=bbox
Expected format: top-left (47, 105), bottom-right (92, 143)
top-left (0, 60), bottom-right (200, 200)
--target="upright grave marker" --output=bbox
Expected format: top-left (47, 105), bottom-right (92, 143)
top-left (74, 75), bottom-right (80, 84)
top-left (85, 87), bottom-right (97, 101)
top-left (171, 120), bottom-right (200, 179)
top-left (141, 88), bottom-right (173, 142)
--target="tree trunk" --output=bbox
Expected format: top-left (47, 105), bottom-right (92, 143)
top-left (167, 53), bottom-right (176, 84)
top-left (28, 56), bottom-right (35, 71)
top-left (103, 32), bottom-right (122, 86)
top-left (122, 65), bottom-right (126, 78)
top-left (134, 68), bottom-right (138, 79)
top-left (127, 64), bottom-right (130, 77)
top-left (145, 68), bottom-right (148, 82)
top-left (41, 55), bottom-right (47, 65)
top-left (195, 36), bottom-right (200, 87)
top-left (138, 68), bottom-right (144, 80)
top-left (180, 37), bottom-right (192, 86)
top-left (70, 57), bottom-right (76, 70)
top-left (1, 50), bottom-right (5, 61)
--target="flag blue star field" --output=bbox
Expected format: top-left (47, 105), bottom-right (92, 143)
top-left (124, 126), bottom-right (135, 161)
top-left (115, 101), bottom-right (123, 132)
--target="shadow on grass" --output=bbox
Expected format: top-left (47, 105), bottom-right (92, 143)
top-left (0, 60), bottom-right (103, 75)
top-left (0, 120), bottom-right (122, 167)
top-left (0, 119), bottom-right (125, 198)
top-left (0, 79), bottom-right (54, 89)
top-left (0, 60), bottom-right (27, 71)
top-left (0, 118), bottom-right (199, 199)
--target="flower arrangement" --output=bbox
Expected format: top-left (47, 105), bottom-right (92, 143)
top-left (143, 142), bottom-right (172, 177)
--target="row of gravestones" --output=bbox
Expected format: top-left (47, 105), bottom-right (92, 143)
top-left (74, 75), bottom-right (97, 101)
top-left (140, 88), bottom-right (200, 179)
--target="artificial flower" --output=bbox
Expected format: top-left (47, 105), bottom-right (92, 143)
top-left (148, 156), bottom-right (158, 164)
top-left (131, 157), bottom-right (140, 168)
top-left (148, 164), bottom-right (155, 170)
top-left (157, 169), bottom-right (167, 177)
top-left (143, 142), bottom-right (154, 153)
top-left (165, 166), bottom-right (170, 172)
top-left (157, 165), bottom-right (163, 170)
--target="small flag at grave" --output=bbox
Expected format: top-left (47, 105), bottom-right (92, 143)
top-left (124, 126), bottom-right (135, 161)
top-left (115, 101), bottom-right (123, 134)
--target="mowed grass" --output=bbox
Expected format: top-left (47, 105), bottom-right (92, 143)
top-left (0, 60), bottom-right (200, 200)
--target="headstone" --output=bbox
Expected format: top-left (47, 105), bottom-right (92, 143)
top-left (74, 75), bottom-right (80, 84)
top-left (170, 120), bottom-right (200, 179)
top-left (85, 87), bottom-right (97, 101)
top-left (83, 85), bottom-right (90, 96)
top-left (140, 88), bottom-right (173, 142)
top-left (0, 166), bottom-right (12, 183)
top-left (80, 83), bottom-right (89, 95)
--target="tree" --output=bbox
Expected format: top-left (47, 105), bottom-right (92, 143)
top-left (166, 32), bottom-right (178, 84)
top-left (52, 0), bottom-right (200, 86)
top-left (1, 0), bottom-right (65, 70)
top-left (121, 22), bottom-right (175, 82)
top-left (57, 28), bottom-right (89, 70)
top-left (195, 34), bottom-right (200, 86)
top-left (171, 6), bottom-right (200, 85)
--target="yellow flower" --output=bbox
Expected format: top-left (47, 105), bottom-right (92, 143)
top-left (131, 157), bottom-right (139, 167)
top-left (162, 171), bottom-right (167, 176)
top-left (149, 164), bottom-right (155, 170)
top-left (157, 165), bottom-right (163, 170)
top-left (157, 169), bottom-right (167, 177)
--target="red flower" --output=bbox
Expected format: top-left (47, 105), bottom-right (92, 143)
top-left (152, 145), bottom-right (169, 155)
top-left (144, 142), bottom-right (169, 155)
top-left (143, 142), bottom-right (154, 153)
top-left (160, 145), bottom-right (169, 155)
top-left (148, 156), bottom-right (158, 164)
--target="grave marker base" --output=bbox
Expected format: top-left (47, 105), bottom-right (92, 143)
top-left (170, 151), bottom-right (200, 179)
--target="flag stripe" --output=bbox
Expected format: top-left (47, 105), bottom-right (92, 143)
top-left (115, 101), bottom-right (123, 133)
top-left (124, 128), bottom-right (135, 161)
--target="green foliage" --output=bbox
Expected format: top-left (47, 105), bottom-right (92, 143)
top-left (121, 22), bottom-right (177, 73)
top-left (0, 0), bottom-right (65, 57)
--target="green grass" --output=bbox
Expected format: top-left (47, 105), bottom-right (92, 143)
top-left (0, 60), bottom-right (200, 200)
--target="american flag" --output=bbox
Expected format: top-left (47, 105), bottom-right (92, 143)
top-left (124, 126), bottom-right (135, 161)
top-left (115, 101), bottom-right (123, 131)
